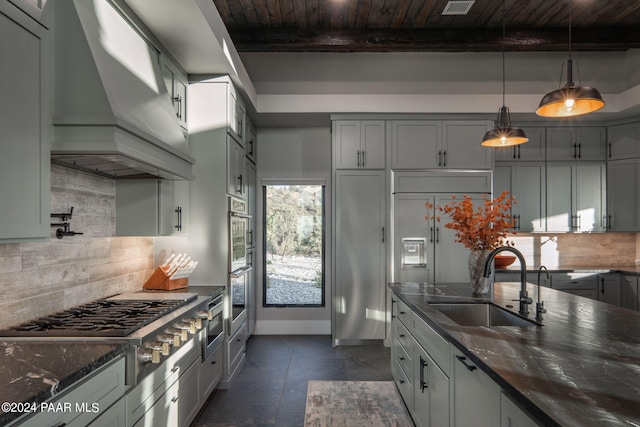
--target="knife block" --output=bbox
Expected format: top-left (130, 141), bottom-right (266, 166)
top-left (143, 266), bottom-right (188, 290)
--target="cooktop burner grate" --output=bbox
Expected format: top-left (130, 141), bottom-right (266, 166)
top-left (0, 298), bottom-right (190, 337)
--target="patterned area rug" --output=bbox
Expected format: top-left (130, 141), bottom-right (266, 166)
top-left (304, 381), bottom-right (413, 427)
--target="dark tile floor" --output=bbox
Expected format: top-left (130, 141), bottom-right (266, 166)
top-left (192, 335), bottom-right (393, 427)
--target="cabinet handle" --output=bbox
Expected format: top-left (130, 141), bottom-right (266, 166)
top-left (608, 142), bottom-right (612, 159)
top-left (391, 299), bottom-right (397, 319)
top-left (175, 206), bottom-right (182, 231)
top-left (173, 95), bottom-right (182, 120)
top-left (443, 150), bottom-right (447, 167)
top-left (607, 214), bottom-right (612, 230)
top-left (420, 356), bottom-right (429, 392)
top-left (382, 226), bottom-right (385, 243)
top-left (357, 150), bottom-right (361, 167)
top-left (577, 143), bottom-right (582, 159)
top-left (455, 355), bottom-right (477, 372)
top-left (601, 277), bottom-right (605, 294)
top-left (438, 150), bottom-right (442, 167)
top-left (362, 149), bottom-right (366, 167)
top-left (572, 143), bottom-right (577, 159)
top-left (399, 356), bottom-right (405, 361)
top-left (247, 230), bottom-right (254, 246)
top-left (171, 396), bottom-right (179, 403)
top-left (516, 145), bottom-right (521, 159)
top-left (429, 226), bottom-right (434, 243)
top-left (435, 227), bottom-right (439, 244)
top-left (237, 174), bottom-right (243, 194)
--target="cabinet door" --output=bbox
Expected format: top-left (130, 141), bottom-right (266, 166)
top-left (443, 120), bottom-right (493, 169)
top-left (333, 120), bottom-right (361, 168)
top-left (608, 123), bottom-right (640, 160)
top-left (517, 127), bottom-right (546, 161)
top-left (335, 171), bottom-right (385, 340)
top-left (360, 120), bottom-right (385, 168)
top-left (546, 163), bottom-right (573, 232)
top-left (515, 163), bottom-right (546, 232)
top-left (133, 381), bottom-right (179, 427)
top-left (0, 5), bottom-right (50, 241)
top-left (607, 158), bottom-right (640, 231)
top-left (178, 359), bottom-right (201, 427)
top-left (546, 127), bottom-right (575, 160)
top-left (575, 162), bottom-right (606, 232)
top-left (621, 275), bottom-right (638, 311)
top-left (227, 136), bottom-right (246, 198)
top-left (576, 127), bottom-right (606, 160)
top-left (246, 161), bottom-right (256, 247)
top-left (598, 274), bottom-right (621, 306)
top-left (451, 350), bottom-right (501, 427)
top-left (414, 343), bottom-right (450, 427)
top-left (392, 121), bottom-right (440, 169)
top-left (501, 393), bottom-right (539, 427)
top-left (245, 117), bottom-right (257, 164)
top-left (493, 164), bottom-right (515, 230)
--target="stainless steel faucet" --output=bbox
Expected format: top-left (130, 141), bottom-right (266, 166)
top-left (483, 247), bottom-right (532, 315)
top-left (536, 266), bottom-right (549, 322)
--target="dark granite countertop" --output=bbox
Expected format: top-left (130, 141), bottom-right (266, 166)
top-left (0, 340), bottom-right (128, 425)
top-left (495, 265), bottom-right (640, 275)
top-left (389, 281), bottom-right (640, 427)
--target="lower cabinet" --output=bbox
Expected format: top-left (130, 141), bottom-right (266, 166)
top-left (392, 294), bottom-right (540, 427)
top-left (199, 344), bottom-right (224, 400)
top-left (451, 349), bottom-right (501, 427)
top-left (621, 275), bottom-right (639, 311)
top-left (550, 272), bottom-right (599, 300)
top-left (598, 273), bottom-right (621, 306)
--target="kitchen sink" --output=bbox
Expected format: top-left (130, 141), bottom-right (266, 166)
top-left (428, 303), bottom-right (538, 327)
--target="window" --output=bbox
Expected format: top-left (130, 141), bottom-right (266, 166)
top-left (263, 184), bottom-right (325, 307)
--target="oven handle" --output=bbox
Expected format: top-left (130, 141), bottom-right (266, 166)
top-left (230, 212), bottom-right (251, 219)
top-left (230, 265), bottom-right (253, 278)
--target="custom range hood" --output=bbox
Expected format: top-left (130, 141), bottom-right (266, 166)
top-left (52, 0), bottom-right (194, 179)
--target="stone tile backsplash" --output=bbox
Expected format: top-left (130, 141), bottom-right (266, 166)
top-left (0, 166), bottom-right (153, 329)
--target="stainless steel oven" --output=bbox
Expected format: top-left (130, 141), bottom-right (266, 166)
top-left (203, 294), bottom-right (224, 359)
top-left (228, 196), bottom-right (252, 336)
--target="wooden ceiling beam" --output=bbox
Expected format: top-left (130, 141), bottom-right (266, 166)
top-left (226, 27), bottom-right (640, 52)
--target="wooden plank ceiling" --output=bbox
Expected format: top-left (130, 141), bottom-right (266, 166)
top-left (212, 0), bottom-right (640, 52)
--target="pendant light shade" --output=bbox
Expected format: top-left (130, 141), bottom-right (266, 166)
top-left (536, 1), bottom-right (604, 117)
top-left (482, 106), bottom-right (528, 147)
top-left (481, 0), bottom-right (528, 148)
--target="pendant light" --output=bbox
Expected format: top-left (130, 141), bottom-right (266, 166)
top-left (536, 0), bottom-right (604, 117)
top-left (481, 0), bottom-right (528, 147)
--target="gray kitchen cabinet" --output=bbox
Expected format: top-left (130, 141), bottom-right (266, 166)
top-left (442, 120), bottom-right (493, 169)
top-left (391, 120), bottom-right (492, 170)
top-left (598, 273), bottom-right (621, 306)
top-left (116, 179), bottom-right (188, 236)
top-left (227, 135), bottom-right (247, 199)
top-left (607, 158), bottom-right (640, 231)
top-left (391, 120), bottom-right (441, 169)
top-left (334, 170), bottom-right (386, 342)
top-left (391, 307), bottom-right (415, 411)
top-left (493, 162), bottom-right (546, 232)
top-left (160, 55), bottom-right (188, 130)
top-left (87, 397), bottom-right (126, 427)
top-left (14, 357), bottom-right (125, 427)
top-left (246, 247), bottom-right (256, 334)
top-left (621, 275), bottom-right (639, 311)
top-left (333, 120), bottom-right (385, 169)
top-left (608, 122), bottom-right (640, 160)
top-left (245, 116), bottom-right (257, 164)
top-left (199, 345), bottom-right (223, 401)
top-left (550, 272), bottom-right (599, 300)
top-left (546, 127), bottom-right (606, 161)
top-left (546, 162), bottom-right (606, 232)
top-left (412, 318), bottom-right (450, 427)
top-left (246, 161), bottom-right (256, 248)
top-left (501, 393), bottom-right (540, 427)
top-left (451, 348), bottom-right (501, 427)
top-left (0, 2), bottom-right (50, 241)
top-left (494, 127), bottom-right (546, 162)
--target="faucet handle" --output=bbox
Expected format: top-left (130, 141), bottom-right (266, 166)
top-left (512, 297), bottom-right (533, 304)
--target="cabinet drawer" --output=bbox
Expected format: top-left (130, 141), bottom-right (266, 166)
top-left (396, 298), bottom-right (412, 327)
top-left (18, 357), bottom-right (125, 427)
top-left (200, 345), bottom-right (223, 399)
top-left (412, 312), bottom-right (450, 376)
top-left (395, 318), bottom-right (413, 355)
top-left (394, 333), bottom-right (413, 380)
top-left (394, 359), bottom-right (413, 411)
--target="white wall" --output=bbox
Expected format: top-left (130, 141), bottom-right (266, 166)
top-left (255, 127), bottom-right (332, 334)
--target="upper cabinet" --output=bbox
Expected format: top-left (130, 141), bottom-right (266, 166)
top-left (333, 120), bottom-right (385, 169)
top-left (228, 85), bottom-right (246, 146)
top-left (245, 116), bottom-right (257, 164)
top-left (608, 122), bottom-right (640, 160)
top-left (0, 2), bottom-right (51, 241)
top-left (494, 127), bottom-right (546, 162)
top-left (546, 127), bottom-right (606, 161)
top-left (160, 55), bottom-right (188, 131)
top-left (391, 120), bottom-right (492, 170)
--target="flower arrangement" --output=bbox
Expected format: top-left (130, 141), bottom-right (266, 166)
top-left (425, 191), bottom-right (516, 251)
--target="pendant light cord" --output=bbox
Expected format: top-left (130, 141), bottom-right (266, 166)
top-left (568, 0), bottom-right (572, 61)
top-left (502, 0), bottom-right (506, 107)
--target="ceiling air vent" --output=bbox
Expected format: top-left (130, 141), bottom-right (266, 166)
top-left (442, 1), bottom-right (475, 15)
